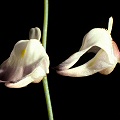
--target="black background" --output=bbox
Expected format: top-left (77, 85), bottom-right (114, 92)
top-left (0, 1), bottom-right (120, 119)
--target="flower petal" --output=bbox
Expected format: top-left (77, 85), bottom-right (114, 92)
top-left (24, 39), bottom-right (47, 66)
top-left (5, 65), bottom-right (46, 88)
top-left (57, 49), bottom-right (116, 77)
top-left (112, 40), bottom-right (120, 63)
top-left (0, 52), bottom-right (49, 83)
top-left (56, 50), bottom-right (89, 70)
top-left (6, 39), bottom-right (49, 67)
top-left (99, 40), bottom-right (120, 75)
top-left (5, 76), bottom-right (34, 88)
top-left (80, 28), bottom-right (116, 64)
top-left (57, 28), bottom-right (116, 72)
top-left (99, 64), bottom-right (117, 75)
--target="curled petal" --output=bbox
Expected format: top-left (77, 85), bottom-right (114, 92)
top-left (80, 28), bottom-right (116, 64)
top-left (57, 49), bottom-right (117, 77)
top-left (56, 51), bottom-right (85, 70)
top-left (57, 28), bottom-right (116, 72)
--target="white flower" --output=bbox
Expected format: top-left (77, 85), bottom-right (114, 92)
top-left (56, 17), bottom-right (120, 77)
top-left (0, 27), bottom-right (50, 88)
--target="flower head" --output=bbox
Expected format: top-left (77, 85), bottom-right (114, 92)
top-left (56, 17), bottom-right (120, 77)
top-left (0, 27), bottom-right (50, 88)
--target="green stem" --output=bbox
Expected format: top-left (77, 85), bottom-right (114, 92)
top-left (42, 0), bottom-right (54, 120)
top-left (42, 0), bottom-right (48, 50)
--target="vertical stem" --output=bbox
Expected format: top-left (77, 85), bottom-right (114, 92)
top-left (43, 76), bottom-right (54, 120)
top-left (42, 0), bottom-right (54, 120)
top-left (42, 0), bottom-right (48, 50)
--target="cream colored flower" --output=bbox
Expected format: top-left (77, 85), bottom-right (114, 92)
top-left (56, 17), bottom-right (120, 77)
top-left (0, 27), bottom-right (50, 88)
